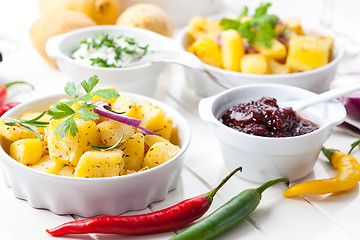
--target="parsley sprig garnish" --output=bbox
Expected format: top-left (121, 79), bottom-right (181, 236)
top-left (4, 75), bottom-right (119, 140)
top-left (47, 75), bottom-right (119, 139)
top-left (220, 2), bottom-right (279, 48)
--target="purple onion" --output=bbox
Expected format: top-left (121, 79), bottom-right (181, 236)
top-left (338, 92), bottom-right (360, 120)
top-left (217, 32), bottom-right (222, 46)
top-left (92, 100), bottom-right (158, 135)
top-left (93, 101), bottom-right (141, 127)
top-left (277, 35), bottom-right (289, 45)
top-left (242, 39), bottom-right (258, 53)
top-left (137, 126), bottom-right (158, 135)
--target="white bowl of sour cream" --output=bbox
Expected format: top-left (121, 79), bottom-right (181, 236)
top-left (46, 25), bottom-right (182, 96)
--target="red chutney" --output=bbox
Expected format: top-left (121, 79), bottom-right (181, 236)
top-left (219, 97), bottom-right (319, 137)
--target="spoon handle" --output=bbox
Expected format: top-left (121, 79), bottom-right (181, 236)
top-left (292, 80), bottom-right (360, 112)
top-left (134, 51), bottom-right (233, 89)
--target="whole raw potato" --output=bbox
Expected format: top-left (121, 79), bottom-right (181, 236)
top-left (116, 3), bottom-right (174, 37)
top-left (38, 0), bottom-right (121, 25)
top-left (30, 10), bottom-right (96, 67)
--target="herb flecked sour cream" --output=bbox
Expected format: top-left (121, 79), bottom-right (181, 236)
top-left (71, 32), bottom-right (150, 68)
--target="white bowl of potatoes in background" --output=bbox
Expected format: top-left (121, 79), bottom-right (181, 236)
top-left (0, 92), bottom-right (191, 217)
top-left (177, 16), bottom-right (345, 97)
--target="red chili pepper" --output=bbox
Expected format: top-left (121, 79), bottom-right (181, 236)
top-left (46, 167), bottom-right (242, 237)
top-left (0, 81), bottom-right (33, 106)
top-left (0, 102), bottom-right (20, 116)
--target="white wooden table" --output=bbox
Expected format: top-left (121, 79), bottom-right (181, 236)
top-left (1, 0), bottom-right (360, 239)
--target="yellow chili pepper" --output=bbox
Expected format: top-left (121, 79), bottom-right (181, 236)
top-left (283, 147), bottom-right (360, 198)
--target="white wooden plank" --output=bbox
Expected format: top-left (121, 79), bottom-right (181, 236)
top-left (162, 169), bottom-right (270, 240)
top-left (156, 65), bottom-right (360, 240)
top-left (91, 168), bottom-right (268, 240)
top-left (289, 127), bottom-right (360, 239)
top-left (92, 232), bottom-right (174, 240)
top-left (0, 170), bottom-right (92, 240)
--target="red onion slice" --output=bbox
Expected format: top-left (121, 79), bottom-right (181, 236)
top-left (92, 101), bottom-right (141, 127)
top-left (137, 126), bottom-right (158, 135)
top-left (332, 77), bottom-right (360, 120)
top-left (92, 100), bottom-right (158, 135)
top-left (338, 92), bottom-right (360, 120)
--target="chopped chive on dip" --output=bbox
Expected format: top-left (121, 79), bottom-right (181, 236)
top-left (71, 32), bottom-right (150, 68)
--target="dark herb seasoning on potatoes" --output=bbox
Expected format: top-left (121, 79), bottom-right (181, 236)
top-left (219, 97), bottom-right (318, 137)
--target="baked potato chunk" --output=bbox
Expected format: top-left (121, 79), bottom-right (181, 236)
top-left (97, 119), bottom-right (135, 146)
top-left (221, 29), bottom-right (245, 72)
top-left (137, 101), bottom-right (173, 140)
top-left (121, 132), bottom-right (144, 171)
top-left (187, 16), bottom-right (222, 43)
top-left (19, 112), bottom-right (51, 135)
top-left (258, 39), bottom-right (287, 62)
top-left (188, 36), bottom-right (223, 69)
top-left (31, 155), bottom-right (63, 174)
top-left (0, 119), bottom-right (37, 141)
top-left (112, 95), bottom-right (137, 118)
top-left (47, 118), bottom-right (99, 166)
top-left (58, 165), bottom-right (75, 177)
top-left (142, 142), bottom-right (180, 169)
top-left (286, 35), bottom-right (333, 71)
top-left (10, 139), bottom-right (43, 165)
top-left (241, 54), bottom-right (270, 74)
top-left (282, 16), bottom-right (304, 36)
top-left (74, 149), bottom-right (125, 177)
top-left (268, 59), bottom-right (290, 74)
top-left (144, 135), bottom-right (169, 148)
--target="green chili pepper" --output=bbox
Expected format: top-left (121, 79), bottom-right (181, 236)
top-left (170, 178), bottom-right (289, 240)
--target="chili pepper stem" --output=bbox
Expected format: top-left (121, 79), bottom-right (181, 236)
top-left (321, 147), bottom-right (338, 160)
top-left (257, 178), bottom-right (289, 194)
top-left (171, 177), bottom-right (289, 240)
top-left (204, 167), bottom-right (242, 201)
top-left (4, 81), bottom-right (34, 89)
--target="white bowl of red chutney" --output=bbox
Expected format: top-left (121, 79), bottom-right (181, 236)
top-left (198, 84), bottom-right (346, 183)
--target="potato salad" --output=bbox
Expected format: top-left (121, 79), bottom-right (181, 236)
top-left (0, 76), bottom-right (180, 178)
top-left (186, 2), bottom-right (333, 74)
top-left (71, 32), bottom-right (149, 68)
